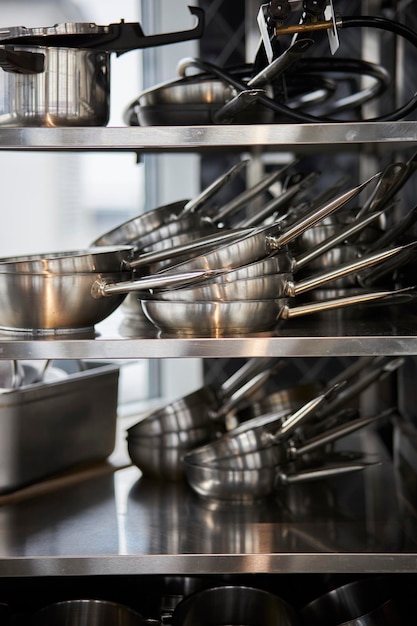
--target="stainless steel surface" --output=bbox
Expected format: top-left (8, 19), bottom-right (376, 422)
top-left (1, 307), bottom-right (417, 357)
top-left (0, 361), bottom-right (119, 492)
top-left (0, 431), bottom-right (413, 575)
top-left (0, 123), bottom-right (416, 151)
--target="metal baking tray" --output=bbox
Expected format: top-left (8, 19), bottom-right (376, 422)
top-left (0, 360), bottom-right (119, 493)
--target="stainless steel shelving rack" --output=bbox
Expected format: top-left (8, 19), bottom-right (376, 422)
top-left (0, 122), bottom-right (416, 578)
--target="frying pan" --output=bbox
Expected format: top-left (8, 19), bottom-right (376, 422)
top-left (91, 160), bottom-right (295, 249)
top-left (0, 268), bottom-right (215, 333)
top-left (183, 457), bottom-right (373, 501)
top-left (182, 412), bottom-right (385, 471)
top-left (127, 364), bottom-right (286, 480)
top-left (124, 38), bottom-right (314, 127)
top-left (300, 576), bottom-right (402, 626)
top-left (140, 287), bottom-right (407, 336)
top-left (171, 586), bottom-right (298, 626)
top-left (153, 174), bottom-right (379, 278)
top-left (143, 243), bottom-right (411, 302)
top-left (141, 210), bottom-right (384, 289)
top-left (127, 357), bottom-right (280, 438)
top-left (91, 159), bottom-right (248, 248)
top-left (0, 228), bottom-right (247, 276)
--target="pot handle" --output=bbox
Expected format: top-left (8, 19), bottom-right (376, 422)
top-left (0, 46), bottom-right (44, 74)
top-left (91, 269), bottom-right (217, 298)
top-left (86, 7), bottom-right (204, 55)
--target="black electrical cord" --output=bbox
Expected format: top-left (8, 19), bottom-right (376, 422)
top-left (186, 15), bottom-right (417, 123)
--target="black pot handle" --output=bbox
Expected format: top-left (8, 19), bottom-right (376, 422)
top-left (103, 7), bottom-right (205, 55)
top-left (0, 7), bottom-right (205, 56)
top-left (0, 46), bottom-right (45, 74)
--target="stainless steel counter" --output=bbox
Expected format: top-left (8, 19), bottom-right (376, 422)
top-left (0, 430), bottom-right (415, 577)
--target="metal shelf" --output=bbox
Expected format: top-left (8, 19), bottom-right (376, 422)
top-left (0, 309), bottom-right (416, 359)
top-left (0, 431), bottom-right (415, 577)
top-left (0, 122), bottom-right (417, 151)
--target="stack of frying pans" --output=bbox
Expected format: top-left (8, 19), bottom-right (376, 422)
top-left (180, 357), bottom-right (403, 501)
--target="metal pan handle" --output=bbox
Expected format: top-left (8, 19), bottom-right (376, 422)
top-left (280, 287), bottom-right (414, 319)
top-left (91, 269), bottom-right (217, 298)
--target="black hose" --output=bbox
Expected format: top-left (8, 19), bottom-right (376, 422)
top-left (189, 15), bottom-right (417, 123)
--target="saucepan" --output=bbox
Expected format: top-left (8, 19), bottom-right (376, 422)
top-left (300, 576), bottom-right (403, 626)
top-left (0, 8), bottom-right (205, 127)
top-left (0, 268), bottom-right (215, 333)
top-left (171, 585), bottom-right (299, 626)
top-left (140, 287), bottom-right (407, 336)
top-left (127, 357), bottom-right (280, 438)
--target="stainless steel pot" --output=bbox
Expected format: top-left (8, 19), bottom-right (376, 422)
top-left (0, 10), bottom-right (205, 127)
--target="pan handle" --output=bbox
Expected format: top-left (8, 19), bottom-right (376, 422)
top-left (294, 210), bottom-right (385, 270)
top-left (276, 462), bottom-right (377, 487)
top-left (126, 228), bottom-right (249, 270)
top-left (181, 159), bottom-right (249, 216)
top-left (90, 269), bottom-right (218, 298)
top-left (272, 382), bottom-right (343, 441)
top-left (280, 287), bottom-right (414, 319)
top-left (213, 161), bottom-right (298, 224)
top-left (270, 172), bottom-right (380, 249)
top-left (284, 410), bottom-right (394, 459)
top-left (290, 241), bottom-right (417, 296)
